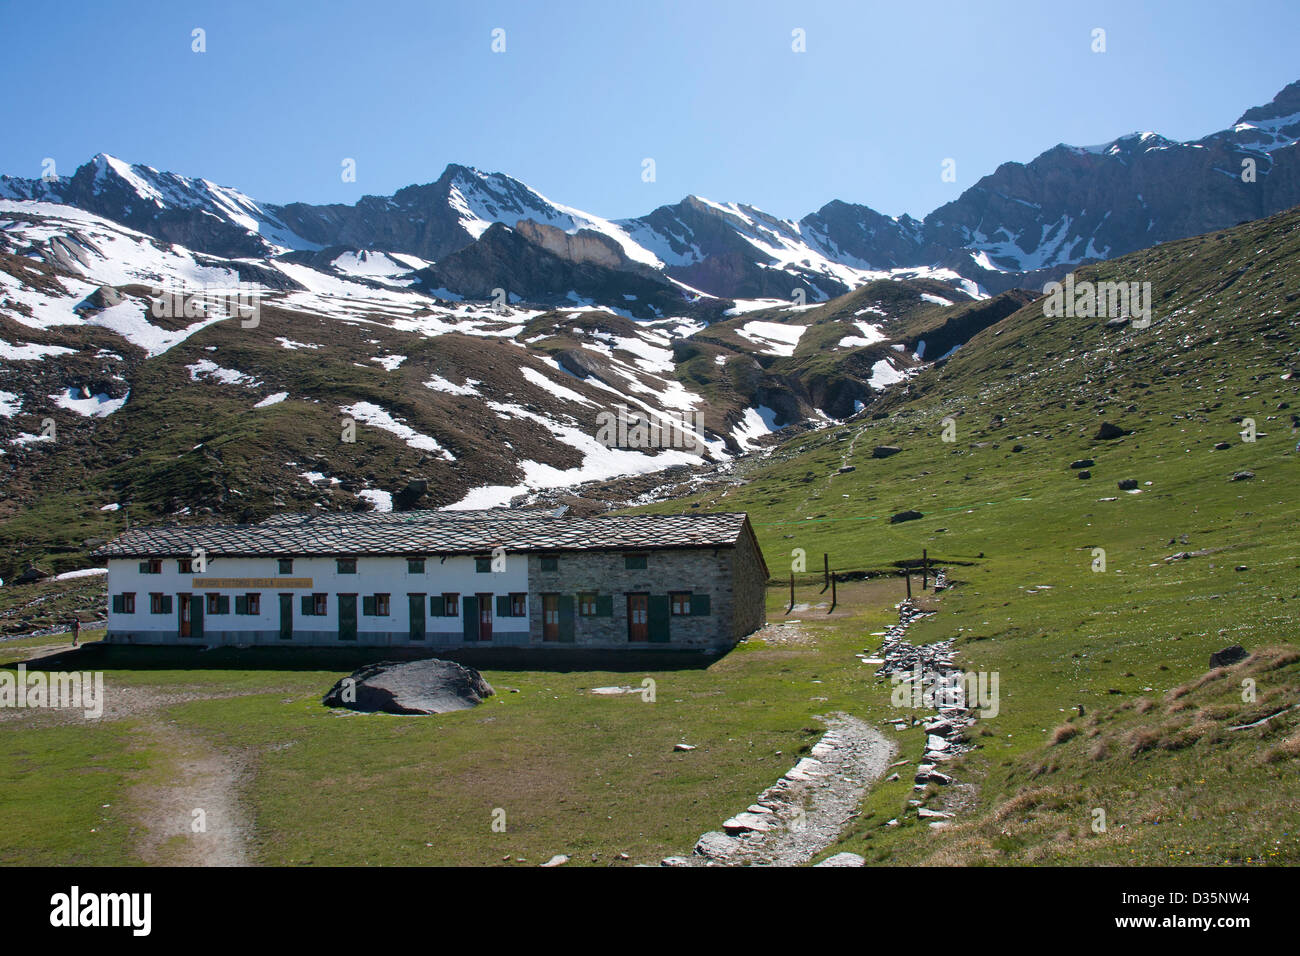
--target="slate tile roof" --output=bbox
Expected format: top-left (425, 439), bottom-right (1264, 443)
top-left (93, 509), bottom-right (752, 558)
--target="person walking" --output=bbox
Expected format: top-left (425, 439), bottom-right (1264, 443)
top-left (71, 616), bottom-right (80, 648)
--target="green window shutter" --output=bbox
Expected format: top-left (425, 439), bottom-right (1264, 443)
top-left (139, 561), bottom-right (150, 573)
top-left (648, 595), bottom-right (670, 642)
top-left (301, 595), bottom-right (312, 616)
top-left (430, 595), bottom-right (445, 617)
top-left (161, 595), bottom-right (174, 614)
top-left (475, 557), bottom-right (491, 573)
top-left (462, 595), bottom-right (479, 641)
top-left (235, 595), bottom-right (248, 615)
top-left (496, 595), bottom-right (510, 618)
top-left (625, 554), bottom-right (647, 570)
top-left (112, 595), bottom-right (125, 614)
top-left (595, 594), bottom-right (613, 617)
top-left (690, 593), bottom-right (711, 616)
top-left (219, 596), bottom-right (231, 615)
top-left (363, 595), bottom-right (376, 616)
top-left (557, 594), bottom-right (576, 642)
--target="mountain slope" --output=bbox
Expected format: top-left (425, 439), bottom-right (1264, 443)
top-left (0, 201), bottom-right (1021, 578)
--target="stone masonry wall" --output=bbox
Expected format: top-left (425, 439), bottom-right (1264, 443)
top-left (730, 529), bottom-right (769, 640)
top-left (526, 547), bottom-right (738, 650)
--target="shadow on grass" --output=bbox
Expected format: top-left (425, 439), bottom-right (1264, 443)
top-left (6, 640), bottom-right (729, 674)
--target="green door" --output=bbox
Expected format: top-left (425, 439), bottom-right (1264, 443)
top-left (558, 594), bottom-right (576, 643)
top-left (409, 594), bottom-right (426, 641)
top-left (462, 595), bottom-right (479, 642)
top-left (648, 594), bottom-right (670, 643)
top-left (338, 594), bottom-right (357, 641)
top-left (279, 593), bottom-right (293, 640)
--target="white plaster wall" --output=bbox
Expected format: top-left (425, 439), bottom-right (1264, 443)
top-left (105, 553), bottom-right (529, 637)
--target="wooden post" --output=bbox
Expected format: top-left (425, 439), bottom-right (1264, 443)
top-left (922, 549), bottom-right (929, 590)
top-left (829, 572), bottom-right (837, 613)
top-left (905, 572), bottom-right (912, 599)
top-left (789, 572), bottom-right (795, 612)
top-left (823, 553), bottom-right (829, 591)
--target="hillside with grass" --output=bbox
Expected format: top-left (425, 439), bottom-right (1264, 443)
top-left (634, 203), bottom-right (1300, 864)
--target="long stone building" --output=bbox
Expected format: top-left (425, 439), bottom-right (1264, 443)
top-left (93, 509), bottom-right (769, 652)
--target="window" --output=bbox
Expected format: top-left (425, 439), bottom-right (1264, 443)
top-left (337, 558), bottom-right (357, 574)
top-left (278, 558), bottom-right (293, 574)
top-left (206, 593), bottom-right (230, 615)
top-left (510, 593), bottom-right (526, 617)
top-left (670, 592), bottom-right (692, 616)
top-left (139, 559), bottom-right (162, 574)
top-left (112, 593), bottom-right (136, 614)
top-left (539, 556), bottom-right (558, 572)
top-left (624, 554), bottom-right (648, 570)
top-left (236, 593), bottom-right (260, 615)
top-left (313, 593), bottom-right (328, 615)
top-left (579, 593), bottom-right (598, 617)
top-left (443, 593), bottom-right (458, 616)
top-left (475, 556), bottom-right (492, 573)
top-left (178, 558), bottom-right (192, 574)
top-left (363, 594), bottom-right (391, 616)
top-left (407, 558), bottom-right (425, 574)
top-left (150, 593), bottom-right (168, 614)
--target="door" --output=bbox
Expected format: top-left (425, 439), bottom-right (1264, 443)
top-left (627, 594), bottom-right (649, 642)
top-left (338, 593), bottom-right (357, 641)
top-left (179, 593), bottom-right (204, 640)
top-left (477, 592), bottom-right (492, 641)
top-left (279, 593), bottom-right (293, 641)
top-left (462, 595), bottom-right (478, 642)
top-left (543, 594), bottom-right (559, 641)
top-left (648, 594), bottom-right (670, 643)
top-left (408, 594), bottom-right (426, 641)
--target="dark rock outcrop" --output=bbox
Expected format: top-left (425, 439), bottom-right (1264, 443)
top-left (1209, 645), bottom-right (1248, 669)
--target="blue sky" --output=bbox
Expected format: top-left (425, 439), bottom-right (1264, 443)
top-left (3, 0), bottom-right (1297, 220)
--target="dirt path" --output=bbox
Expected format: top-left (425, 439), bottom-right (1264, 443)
top-left (129, 715), bottom-right (252, 867)
top-left (678, 712), bottom-right (896, 866)
top-left (0, 675), bottom-right (258, 866)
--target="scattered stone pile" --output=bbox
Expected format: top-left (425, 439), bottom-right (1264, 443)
top-left (872, 590), bottom-right (976, 828)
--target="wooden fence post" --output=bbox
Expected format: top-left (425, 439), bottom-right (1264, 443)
top-left (922, 549), bottom-right (929, 590)
top-left (905, 572), bottom-right (912, 599)
top-left (789, 572), bottom-right (795, 613)
top-left (829, 571), bottom-right (837, 613)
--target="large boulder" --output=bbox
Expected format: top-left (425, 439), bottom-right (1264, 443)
top-left (890, 510), bottom-right (923, 524)
top-left (392, 478), bottom-right (428, 511)
top-left (323, 658), bottom-right (494, 714)
top-left (1095, 421), bottom-right (1129, 440)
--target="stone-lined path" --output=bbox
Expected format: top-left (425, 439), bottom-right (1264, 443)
top-left (669, 712), bottom-right (895, 866)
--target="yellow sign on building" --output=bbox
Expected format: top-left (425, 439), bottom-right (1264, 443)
top-left (191, 578), bottom-right (313, 589)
